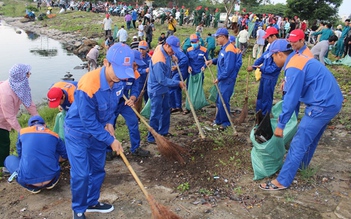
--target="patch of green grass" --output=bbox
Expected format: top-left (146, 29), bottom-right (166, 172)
top-left (177, 182), bottom-right (190, 193)
top-left (299, 166), bottom-right (320, 184)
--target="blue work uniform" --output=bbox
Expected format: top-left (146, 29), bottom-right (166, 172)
top-left (137, 53), bottom-right (152, 103)
top-left (276, 53), bottom-right (343, 187)
top-left (64, 67), bottom-right (125, 213)
top-left (4, 125), bottom-right (67, 190)
top-left (147, 45), bottom-right (180, 142)
top-left (253, 45), bottom-right (282, 115)
top-left (212, 41), bottom-right (242, 127)
top-left (169, 49), bottom-right (189, 109)
top-left (186, 45), bottom-right (208, 78)
top-left (115, 74), bottom-right (140, 153)
top-left (50, 81), bottom-right (78, 111)
top-left (206, 36), bottom-right (216, 58)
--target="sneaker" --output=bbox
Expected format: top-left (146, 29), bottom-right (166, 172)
top-left (26, 188), bottom-right (41, 194)
top-left (46, 178), bottom-right (60, 190)
top-left (106, 151), bottom-right (114, 161)
top-left (132, 148), bottom-right (150, 157)
top-left (86, 202), bottom-right (114, 213)
top-left (73, 212), bottom-right (86, 219)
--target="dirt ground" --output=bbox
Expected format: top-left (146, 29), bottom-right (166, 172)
top-left (1, 103), bottom-right (351, 219)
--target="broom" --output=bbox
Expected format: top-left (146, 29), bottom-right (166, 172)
top-left (236, 56), bottom-right (251, 124)
top-left (174, 62), bottom-right (206, 139)
top-left (204, 56), bottom-right (237, 136)
top-left (120, 152), bottom-right (182, 219)
top-left (134, 73), bottom-right (149, 113)
top-left (123, 95), bottom-right (188, 164)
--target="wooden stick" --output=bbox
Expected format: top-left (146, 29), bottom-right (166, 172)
top-left (204, 56), bottom-right (237, 135)
top-left (174, 62), bottom-right (206, 139)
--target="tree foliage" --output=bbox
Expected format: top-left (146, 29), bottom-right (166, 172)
top-left (286, 0), bottom-right (342, 21)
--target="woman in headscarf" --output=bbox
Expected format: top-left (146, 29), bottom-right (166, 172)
top-left (0, 64), bottom-right (38, 174)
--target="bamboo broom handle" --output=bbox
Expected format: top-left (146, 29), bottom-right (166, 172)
top-left (174, 62), bottom-right (206, 139)
top-left (204, 56), bottom-right (237, 135)
top-left (123, 95), bottom-right (152, 130)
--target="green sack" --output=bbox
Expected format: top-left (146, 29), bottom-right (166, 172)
top-left (185, 72), bottom-right (209, 110)
top-left (208, 85), bottom-right (218, 103)
top-left (250, 100), bottom-right (298, 180)
top-left (53, 111), bottom-right (66, 142)
top-left (141, 98), bottom-right (151, 119)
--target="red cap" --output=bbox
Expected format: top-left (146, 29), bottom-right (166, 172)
top-left (47, 87), bottom-right (63, 108)
top-left (263, 27), bottom-right (278, 39)
top-left (106, 14), bottom-right (110, 18)
top-left (288, 29), bottom-right (305, 42)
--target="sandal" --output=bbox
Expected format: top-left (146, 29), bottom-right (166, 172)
top-left (170, 108), bottom-right (180, 114)
top-left (182, 110), bottom-right (190, 115)
top-left (259, 181), bottom-right (287, 191)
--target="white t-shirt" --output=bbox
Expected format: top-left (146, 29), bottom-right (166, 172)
top-left (237, 29), bottom-right (249, 43)
top-left (103, 18), bottom-right (112, 30)
top-left (138, 24), bottom-right (144, 37)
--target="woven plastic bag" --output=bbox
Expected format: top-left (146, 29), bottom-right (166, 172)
top-left (185, 72), bottom-right (209, 110)
top-left (250, 100), bottom-right (298, 180)
top-left (208, 85), bottom-right (218, 103)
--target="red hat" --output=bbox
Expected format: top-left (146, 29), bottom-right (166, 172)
top-left (215, 8), bottom-right (218, 12)
top-left (106, 14), bottom-right (110, 18)
top-left (287, 29), bottom-right (305, 42)
top-left (47, 87), bottom-right (63, 108)
top-left (263, 27), bottom-right (278, 39)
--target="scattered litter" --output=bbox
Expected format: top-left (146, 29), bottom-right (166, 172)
top-left (20, 208), bottom-right (26, 212)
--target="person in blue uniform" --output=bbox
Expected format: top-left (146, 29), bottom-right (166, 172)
top-left (169, 45), bottom-right (189, 113)
top-left (247, 27), bottom-right (281, 121)
top-left (4, 115), bottom-right (67, 194)
top-left (205, 28), bottom-right (242, 130)
top-left (64, 43), bottom-right (135, 219)
top-left (259, 39), bottom-right (343, 191)
top-left (110, 50), bottom-right (150, 158)
top-left (147, 36), bottom-right (186, 143)
top-left (137, 40), bottom-right (152, 105)
top-left (47, 81), bottom-right (78, 111)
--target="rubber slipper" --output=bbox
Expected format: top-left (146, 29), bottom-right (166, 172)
top-left (259, 181), bottom-right (287, 191)
top-left (170, 108), bottom-right (180, 114)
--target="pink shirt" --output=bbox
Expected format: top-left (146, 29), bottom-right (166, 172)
top-left (0, 80), bottom-right (38, 132)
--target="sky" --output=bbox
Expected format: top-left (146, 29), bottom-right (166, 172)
top-left (273, 0), bottom-right (351, 17)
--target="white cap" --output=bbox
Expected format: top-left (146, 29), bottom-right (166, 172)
top-left (133, 36), bottom-right (138, 39)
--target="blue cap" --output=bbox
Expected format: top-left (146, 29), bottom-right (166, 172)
top-left (165, 36), bottom-right (180, 53)
top-left (214, 28), bottom-right (229, 37)
top-left (106, 43), bottom-right (135, 79)
top-left (133, 50), bottom-right (146, 66)
top-left (265, 39), bottom-right (292, 58)
top-left (28, 115), bottom-right (45, 126)
top-left (229, 35), bottom-right (236, 43)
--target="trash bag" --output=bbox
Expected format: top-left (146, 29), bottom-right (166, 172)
top-left (185, 72), bottom-right (209, 110)
top-left (332, 55), bottom-right (351, 67)
top-left (53, 111), bottom-right (66, 141)
top-left (208, 85), bottom-right (218, 103)
top-left (140, 98), bottom-right (151, 119)
top-left (250, 100), bottom-right (298, 180)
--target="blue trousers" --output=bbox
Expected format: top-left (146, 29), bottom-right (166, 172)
top-left (116, 102), bottom-right (140, 153)
top-left (256, 77), bottom-right (278, 115)
top-left (4, 155), bottom-right (60, 190)
top-left (277, 105), bottom-right (341, 187)
top-left (65, 127), bottom-right (106, 213)
top-left (169, 73), bottom-right (182, 109)
top-left (215, 79), bottom-right (235, 128)
top-left (147, 92), bottom-right (170, 142)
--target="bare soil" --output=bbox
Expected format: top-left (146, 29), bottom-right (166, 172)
top-left (1, 103), bottom-right (351, 219)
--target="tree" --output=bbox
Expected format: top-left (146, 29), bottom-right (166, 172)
top-left (286, 0), bottom-right (342, 22)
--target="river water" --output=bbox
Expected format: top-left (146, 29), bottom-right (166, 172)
top-left (0, 20), bottom-right (87, 103)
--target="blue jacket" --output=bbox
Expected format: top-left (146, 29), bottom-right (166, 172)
top-left (65, 67), bottom-right (125, 146)
top-left (254, 46), bottom-right (281, 79)
top-left (132, 10), bottom-right (138, 20)
top-left (171, 49), bottom-right (189, 79)
top-left (137, 54), bottom-right (152, 75)
top-left (312, 28), bottom-right (334, 41)
top-left (212, 41), bottom-right (242, 82)
top-left (16, 125), bottom-right (67, 185)
top-left (147, 45), bottom-right (180, 95)
top-left (186, 46), bottom-right (208, 74)
top-left (278, 53), bottom-right (343, 129)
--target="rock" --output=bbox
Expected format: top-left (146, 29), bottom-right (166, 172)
top-left (334, 200), bottom-right (351, 219)
top-left (16, 30), bottom-right (22, 34)
top-left (74, 41), bottom-right (82, 47)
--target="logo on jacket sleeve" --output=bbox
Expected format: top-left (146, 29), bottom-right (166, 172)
top-left (116, 88), bottom-right (123, 96)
